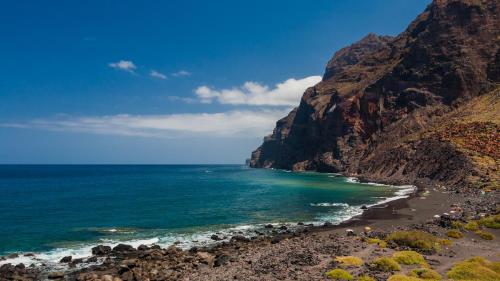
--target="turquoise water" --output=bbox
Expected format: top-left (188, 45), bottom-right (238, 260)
top-left (0, 165), bottom-right (412, 265)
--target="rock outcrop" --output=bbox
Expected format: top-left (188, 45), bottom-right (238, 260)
top-left (251, 0), bottom-right (499, 188)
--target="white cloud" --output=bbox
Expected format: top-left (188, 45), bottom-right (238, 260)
top-left (150, 70), bottom-right (167, 80)
top-left (194, 75), bottom-right (321, 106)
top-left (108, 60), bottom-right (137, 73)
top-left (167, 96), bottom-right (197, 104)
top-left (1, 109), bottom-right (290, 138)
top-left (172, 70), bottom-right (191, 77)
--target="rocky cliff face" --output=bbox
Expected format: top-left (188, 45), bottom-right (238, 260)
top-left (251, 0), bottom-right (499, 188)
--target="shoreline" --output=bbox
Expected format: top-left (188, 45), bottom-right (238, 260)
top-left (0, 176), bottom-right (416, 269)
top-left (1, 177), bottom-right (498, 281)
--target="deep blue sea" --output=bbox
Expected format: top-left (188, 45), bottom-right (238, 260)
top-left (0, 165), bottom-right (413, 266)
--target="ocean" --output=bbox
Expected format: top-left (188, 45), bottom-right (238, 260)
top-left (0, 165), bottom-right (413, 267)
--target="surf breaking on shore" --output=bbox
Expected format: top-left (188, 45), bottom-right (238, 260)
top-left (0, 179), bottom-right (415, 270)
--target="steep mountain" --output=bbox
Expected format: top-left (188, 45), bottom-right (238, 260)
top-left (250, 0), bottom-right (499, 189)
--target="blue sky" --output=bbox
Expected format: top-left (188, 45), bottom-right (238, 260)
top-left (0, 0), bottom-right (431, 164)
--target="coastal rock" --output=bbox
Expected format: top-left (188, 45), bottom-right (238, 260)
top-left (197, 252), bottom-right (215, 266)
top-left (210, 234), bottom-right (221, 241)
top-left (213, 254), bottom-right (230, 267)
top-left (102, 275), bottom-right (113, 281)
top-left (250, 0), bottom-right (500, 191)
top-left (60, 256), bottom-right (72, 263)
top-left (91, 245), bottom-right (111, 256)
top-left (230, 235), bottom-right (250, 243)
top-left (112, 244), bottom-right (135, 253)
top-left (47, 271), bottom-right (65, 279)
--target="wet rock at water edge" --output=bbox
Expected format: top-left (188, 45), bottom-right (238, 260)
top-left (60, 256), bottom-right (72, 263)
top-left (230, 235), bottom-right (250, 243)
top-left (210, 234), bottom-right (221, 241)
top-left (91, 245), bottom-right (111, 256)
top-left (112, 244), bottom-right (135, 253)
top-left (7, 253), bottom-right (19, 259)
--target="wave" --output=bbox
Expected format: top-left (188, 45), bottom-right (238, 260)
top-left (315, 205), bottom-right (364, 224)
top-left (310, 202), bottom-right (349, 207)
top-left (344, 177), bottom-right (360, 183)
top-left (0, 178), bottom-right (416, 270)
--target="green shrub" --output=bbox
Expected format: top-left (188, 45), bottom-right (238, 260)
top-left (447, 256), bottom-right (500, 281)
top-left (366, 238), bottom-right (387, 248)
top-left (369, 257), bottom-right (401, 272)
top-left (464, 221), bottom-right (480, 231)
top-left (335, 256), bottom-right (364, 267)
top-left (387, 275), bottom-right (421, 281)
top-left (325, 268), bottom-right (353, 280)
top-left (446, 229), bottom-right (463, 239)
top-left (392, 251), bottom-right (427, 266)
top-left (409, 268), bottom-right (442, 280)
top-left (475, 230), bottom-right (495, 240)
top-left (478, 214), bottom-right (500, 229)
top-left (450, 221), bottom-right (464, 230)
top-left (356, 275), bottom-right (375, 281)
top-left (386, 231), bottom-right (447, 252)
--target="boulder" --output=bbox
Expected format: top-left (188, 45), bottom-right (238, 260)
top-left (210, 234), bottom-right (221, 241)
top-left (102, 275), bottom-right (113, 281)
top-left (230, 235), bottom-right (250, 243)
top-left (47, 271), bottom-right (65, 279)
top-left (197, 252), bottom-right (215, 265)
top-left (213, 254), bottom-right (230, 267)
top-left (91, 245), bottom-right (111, 256)
top-left (59, 256), bottom-right (72, 263)
top-left (112, 244), bottom-right (135, 253)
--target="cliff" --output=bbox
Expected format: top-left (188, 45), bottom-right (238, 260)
top-left (251, 0), bottom-right (499, 189)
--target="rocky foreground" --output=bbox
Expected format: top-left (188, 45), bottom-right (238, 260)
top-left (1, 184), bottom-right (499, 281)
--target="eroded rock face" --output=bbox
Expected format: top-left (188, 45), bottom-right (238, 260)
top-left (251, 0), bottom-right (500, 187)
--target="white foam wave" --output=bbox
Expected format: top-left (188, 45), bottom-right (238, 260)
top-left (367, 185), bottom-right (416, 207)
top-left (315, 205), bottom-right (363, 224)
top-left (345, 177), bottom-right (359, 183)
top-left (310, 202), bottom-right (349, 207)
top-left (0, 237), bottom-right (161, 269)
top-left (0, 180), bottom-right (416, 269)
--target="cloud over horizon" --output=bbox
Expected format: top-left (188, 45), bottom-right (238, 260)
top-left (1, 109), bottom-right (290, 138)
top-left (195, 75), bottom-right (321, 106)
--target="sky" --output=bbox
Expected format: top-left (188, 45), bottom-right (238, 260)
top-left (0, 0), bottom-right (431, 164)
